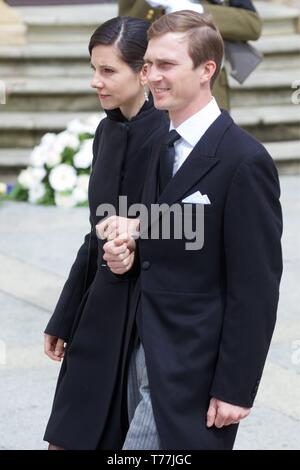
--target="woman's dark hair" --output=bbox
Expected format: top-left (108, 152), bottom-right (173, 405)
top-left (89, 16), bottom-right (150, 72)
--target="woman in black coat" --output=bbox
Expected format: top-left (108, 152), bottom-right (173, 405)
top-left (43, 16), bottom-right (168, 450)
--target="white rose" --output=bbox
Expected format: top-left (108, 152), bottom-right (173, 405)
top-left (76, 174), bottom-right (90, 192)
top-left (84, 113), bottom-right (106, 134)
top-left (18, 168), bottom-right (35, 189)
top-left (73, 187), bottom-right (88, 204)
top-left (40, 133), bottom-right (57, 149)
top-left (32, 167), bottom-right (46, 182)
top-left (73, 139), bottom-right (93, 169)
top-left (29, 146), bottom-right (47, 167)
top-left (72, 174), bottom-right (89, 204)
top-left (45, 149), bottom-right (62, 168)
top-left (55, 131), bottom-right (80, 152)
top-left (19, 167), bottom-right (46, 189)
top-left (54, 191), bottom-right (77, 208)
top-left (49, 164), bottom-right (77, 192)
top-left (67, 119), bottom-right (89, 135)
top-left (67, 114), bottom-right (105, 135)
top-left (28, 182), bottom-right (46, 204)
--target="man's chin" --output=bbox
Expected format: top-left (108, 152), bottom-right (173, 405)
top-left (153, 97), bottom-right (169, 110)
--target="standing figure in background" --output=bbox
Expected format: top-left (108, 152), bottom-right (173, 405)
top-left (118, 0), bottom-right (262, 109)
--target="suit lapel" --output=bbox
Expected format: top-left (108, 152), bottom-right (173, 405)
top-left (159, 151), bottom-right (219, 207)
top-left (158, 110), bottom-right (233, 206)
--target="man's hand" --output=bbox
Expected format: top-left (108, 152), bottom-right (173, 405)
top-left (96, 216), bottom-right (140, 241)
top-left (206, 397), bottom-right (251, 428)
top-left (44, 334), bottom-right (65, 362)
top-left (103, 236), bottom-right (136, 274)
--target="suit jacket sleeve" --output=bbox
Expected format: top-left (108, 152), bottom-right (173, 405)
top-left (210, 151), bottom-right (283, 408)
top-left (44, 122), bottom-right (104, 342)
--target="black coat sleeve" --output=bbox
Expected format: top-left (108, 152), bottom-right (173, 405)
top-left (210, 150), bottom-right (283, 408)
top-left (44, 224), bottom-right (98, 342)
top-left (44, 121), bottom-right (104, 342)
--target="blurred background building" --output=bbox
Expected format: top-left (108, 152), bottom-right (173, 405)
top-left (0, 0), bottom-right (299, 183)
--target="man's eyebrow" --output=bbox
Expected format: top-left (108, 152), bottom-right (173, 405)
top-left (144, 57), bottom-right (177, 64)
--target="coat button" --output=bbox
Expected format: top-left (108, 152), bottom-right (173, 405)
top-left (142, 261), bottom-right (151, 270)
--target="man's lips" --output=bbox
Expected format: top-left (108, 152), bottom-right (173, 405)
top-left (152, 87), bottom-right (170, 95)
top-left (98, 94), bottom-right (110, 99)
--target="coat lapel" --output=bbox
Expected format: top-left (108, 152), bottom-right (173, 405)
top-left (143, 124), bottom-right (169, 210)
top-left (90, 120), bottom-right (128, 224)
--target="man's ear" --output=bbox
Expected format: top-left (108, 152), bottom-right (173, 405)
top-left (139, 64), bottom-right (148, 86)
top-left (199, 60), bottom-right (217, 85)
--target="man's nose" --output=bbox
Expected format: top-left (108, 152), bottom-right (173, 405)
top-left (147, 65), bottom-right (162, 83)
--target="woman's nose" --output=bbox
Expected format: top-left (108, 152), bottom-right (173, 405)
top-left (91, 73), bottom-right (103, 89)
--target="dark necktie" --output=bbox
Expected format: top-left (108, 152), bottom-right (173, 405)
top-left (159, 129), bottom-right (181, 194)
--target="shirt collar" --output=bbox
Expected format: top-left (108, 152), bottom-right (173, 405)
top-left (170, 97), bottom-right (221, 147)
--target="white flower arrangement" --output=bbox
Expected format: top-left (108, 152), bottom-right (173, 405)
top-left (1, 114), bottom-right (104, 208)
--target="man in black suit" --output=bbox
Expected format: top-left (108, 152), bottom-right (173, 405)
top-left (100, 11), bottom-right (282, 449)
top-left (118, 0), bottom-right (262, 110)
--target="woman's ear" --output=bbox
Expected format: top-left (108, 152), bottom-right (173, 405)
top-left (139, 64), bottom-right (148, 86)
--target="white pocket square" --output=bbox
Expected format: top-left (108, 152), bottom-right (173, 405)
top-left (182, 191), bottom-right (211, 205)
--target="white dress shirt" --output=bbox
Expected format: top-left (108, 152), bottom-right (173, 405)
top-left (170, 97), bottom-right (221, 176)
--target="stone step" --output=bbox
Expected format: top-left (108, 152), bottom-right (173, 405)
top-left (0, 148), bottom-right (30, 168)
top-left (0, 43), bottom-right (89, 60)
top-left (1, 33), bottom-right (299, 79)
top-left (231, 104), bottom-right (300, 142)
top-left (1, 106), bottom-right (298, 131)
top-left (0, 140), bottom-right (299, 182)
top-left (1, 32), bottom-right (299, 60)
top-left (3, 76), bottom-right (94, 94)
top-left (266, 140), bottom-right (300, 175)
top-left (0, 105), bottom-right (298, 148)
top-left (229, 68), bottom-right (297, 90)
top-left (255, 1), bottom-right (300, 36)
top-left (1, 77), bottom-right (99, 112)
top-left (232, 104), bottom-right (300, 126)
top-left (253, 33), bottom-right (300, 55)
top-left (15, 3), bottom-right (118, 44)
top-left (229, 68), bottom-right (299, 107)
top-left (12, 2), bottom-right (300, 45)
top-left (251, 34), bottom-right (300, 70)
top-left (0, 111), bottom-right (95, 147)
top-left (1, 65), bottom-right (297, 113)
top-left (0, 43), bottom-right (91, 80)
top-left (264, 140), bottom-right (300, 162)
top-left (3, 67), bottom-right (296, 93)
